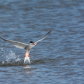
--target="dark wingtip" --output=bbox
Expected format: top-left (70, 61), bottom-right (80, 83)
top-left (49, 30), bottom-right (51, 33)
top-left (0, 37), bottom-right (7, 41)
top-left (46, 30), bottom-right (51, 35)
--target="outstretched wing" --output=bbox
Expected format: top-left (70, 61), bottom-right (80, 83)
top-left (34, 30), bottom-right (51, 45)
top-left (0, 37), bottom-right (28, 49)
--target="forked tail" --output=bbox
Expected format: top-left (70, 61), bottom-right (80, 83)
top-left (24, 57), bottom-right (30, 64)
top-left (24, 51), bottom-right (30, 64)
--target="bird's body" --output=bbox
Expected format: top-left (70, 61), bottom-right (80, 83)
top-left (0, 31), bottom-right (51, 64)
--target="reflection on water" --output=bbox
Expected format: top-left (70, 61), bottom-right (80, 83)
top-left (24, 65), bottom-right (31, 69)
top-left (24, 65), bottom-right (32, 74)
top-left (0, 0), bottom-right (84, 84)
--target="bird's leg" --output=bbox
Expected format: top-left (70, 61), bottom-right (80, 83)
top-left (24, 51), bottom-right (30, 64)
top-left (25, 52), bottom-right (29, 57)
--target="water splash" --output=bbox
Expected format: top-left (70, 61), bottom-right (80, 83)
top-left (0, 48), bottom-right (4, 51)
top-left (0, 49), bottom-right (23, 66)
top-left (5, 50), bottom-right (20, 63)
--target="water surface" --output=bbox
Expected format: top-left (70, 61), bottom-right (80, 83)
top-left (0, 0), bottom-right (84, 84)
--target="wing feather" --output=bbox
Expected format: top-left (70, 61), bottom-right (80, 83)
top-left (34, 30), bottom-right (51, 45)
top-left (0, 37), bottom-right (28, 49)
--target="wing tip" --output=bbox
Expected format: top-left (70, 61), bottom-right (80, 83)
top-left (49, 30), bottom-right (51, 33)
top-left (47, 30), bottom-right (51, 35)
top-left (0, 37), bottom-right (6, 41)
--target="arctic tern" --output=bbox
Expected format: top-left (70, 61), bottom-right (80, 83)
top-left (0, 30), bottom-right (51, 64)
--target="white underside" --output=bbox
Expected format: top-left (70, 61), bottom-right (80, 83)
top-left (24, 57), bottom-right (30, 64)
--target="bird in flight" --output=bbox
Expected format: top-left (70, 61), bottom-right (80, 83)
top-left (0, 30), bottom-right (51, 64)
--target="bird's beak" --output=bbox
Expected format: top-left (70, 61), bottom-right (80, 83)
top-left (33, 43), bottom-right (35, 45)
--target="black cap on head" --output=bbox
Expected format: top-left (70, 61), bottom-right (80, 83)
top-left (30, 41), bottom-right (34, 43)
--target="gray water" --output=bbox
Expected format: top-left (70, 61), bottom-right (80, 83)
top-left (0, 0), bottom-right (84, 84)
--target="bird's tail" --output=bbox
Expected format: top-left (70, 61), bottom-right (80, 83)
top-left (24, 51), bottom-right (30, 64)
top-left (24, 57), bottom-right (30, 64)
